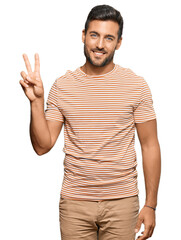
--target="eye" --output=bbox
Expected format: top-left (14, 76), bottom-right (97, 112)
top-left (90, 34), bottom-right (97, 37)
top-left (107, 37), bottom-right (113, 41)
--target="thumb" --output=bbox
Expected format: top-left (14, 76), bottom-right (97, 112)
top-left (135, 217), bottom-right (143, 233)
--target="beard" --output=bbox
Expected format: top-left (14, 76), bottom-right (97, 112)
top-left (83, 43), bottom-right (116, 67)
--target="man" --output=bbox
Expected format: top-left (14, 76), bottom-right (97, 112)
top-left (19, 4), bottom-right (161, 240)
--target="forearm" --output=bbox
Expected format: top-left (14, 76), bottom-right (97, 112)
top-left (141, 141), bottom-right (161, 208)
top-left (30, 99), bottom-right (51, 155)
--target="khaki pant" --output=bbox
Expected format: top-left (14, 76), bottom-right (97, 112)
top-left (59, 195), bottom-right (140, 240)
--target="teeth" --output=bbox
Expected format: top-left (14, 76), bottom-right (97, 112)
top-left (94, 52), bottom-right (104, 55)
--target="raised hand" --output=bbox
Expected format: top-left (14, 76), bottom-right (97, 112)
top-left (19, 53), bottom-right (44, 102)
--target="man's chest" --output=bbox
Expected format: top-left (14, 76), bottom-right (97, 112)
top-left (57, 81), bottom-right (138, 127)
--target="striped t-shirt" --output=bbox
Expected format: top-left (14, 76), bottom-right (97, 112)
top-left (45, 64), bottom-right (156, 201)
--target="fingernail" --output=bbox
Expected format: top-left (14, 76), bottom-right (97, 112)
top-left (27, 76), bottom-right (30, 80)
top-left (135, 229), bottom-right (138, 233)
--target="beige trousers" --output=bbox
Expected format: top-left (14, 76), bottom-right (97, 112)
top-left (59, 195), bottom-right (140, 240)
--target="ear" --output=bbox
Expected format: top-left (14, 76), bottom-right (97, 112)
top-left (82, 29), bottom-right (85, 43)
top-left (115, 37), bottom-right (122, 50)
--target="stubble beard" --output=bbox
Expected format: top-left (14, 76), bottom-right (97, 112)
top-left (83, 43), bottom-right (116, 68)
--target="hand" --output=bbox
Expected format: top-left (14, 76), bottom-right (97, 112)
top-left (135, 206), bottom-right (156, 239)
top-left (19, 53), bottom-right (44, 102)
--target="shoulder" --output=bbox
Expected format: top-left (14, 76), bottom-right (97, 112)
top-left (55, 68), bottom-right (79, 85)
top-left (116, 65), bottom-right (146, 90)
top-left (120, 66), bottom-right (144, 82)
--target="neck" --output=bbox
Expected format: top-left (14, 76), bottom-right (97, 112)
top-left (81, 61), bottom-right (115, 75)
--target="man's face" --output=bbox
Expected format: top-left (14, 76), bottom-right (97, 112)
top-left (82, 20), bottom-right (122, 67)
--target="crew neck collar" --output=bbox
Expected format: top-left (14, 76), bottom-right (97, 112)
top-left (77, 64), bottom-right (118, 77)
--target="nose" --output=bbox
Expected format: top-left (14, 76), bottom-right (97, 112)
top-left (96, 37), bottom-right (105, 49)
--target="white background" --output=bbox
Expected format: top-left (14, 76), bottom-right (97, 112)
top-left (0, 0), bottom-right (180, 239)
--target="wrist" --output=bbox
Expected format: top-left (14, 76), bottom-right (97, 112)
top-left (30, 98), bottom-right (44, 106)
top-left (144, 204), bottom-right (156, 211)
top-left (145, 197), bottom-right (157, 209)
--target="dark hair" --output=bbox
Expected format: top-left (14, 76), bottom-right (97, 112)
top-left (84, 4), bottom-right (124, 41)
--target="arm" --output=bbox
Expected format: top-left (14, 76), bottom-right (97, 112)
top-left (20, 53), bottom-right (63, 156)
top-left (30, 99), bottom-right (63, 155)
top-left (135, 118), bottom-right (161, 208)
top-left (134, 118), bottom-right (161, 239)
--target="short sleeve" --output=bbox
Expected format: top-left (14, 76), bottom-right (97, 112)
top-left (44, 79), bottom-right (64, 122)
top-left (133, 79), bottom-right (156, 123)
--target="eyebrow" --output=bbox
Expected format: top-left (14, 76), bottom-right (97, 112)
top-left (89, 31), bottom-right (116, 39)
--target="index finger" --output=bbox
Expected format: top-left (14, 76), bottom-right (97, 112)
top-left (22, 54), bottom-right (33, 74)
top-left (138, 226), bottom-right (151, 240)
top-left (34, 53), bottom-right (40, 73)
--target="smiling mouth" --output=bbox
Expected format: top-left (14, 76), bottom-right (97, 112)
top-left (92, 50), bottom-right (106, 57)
